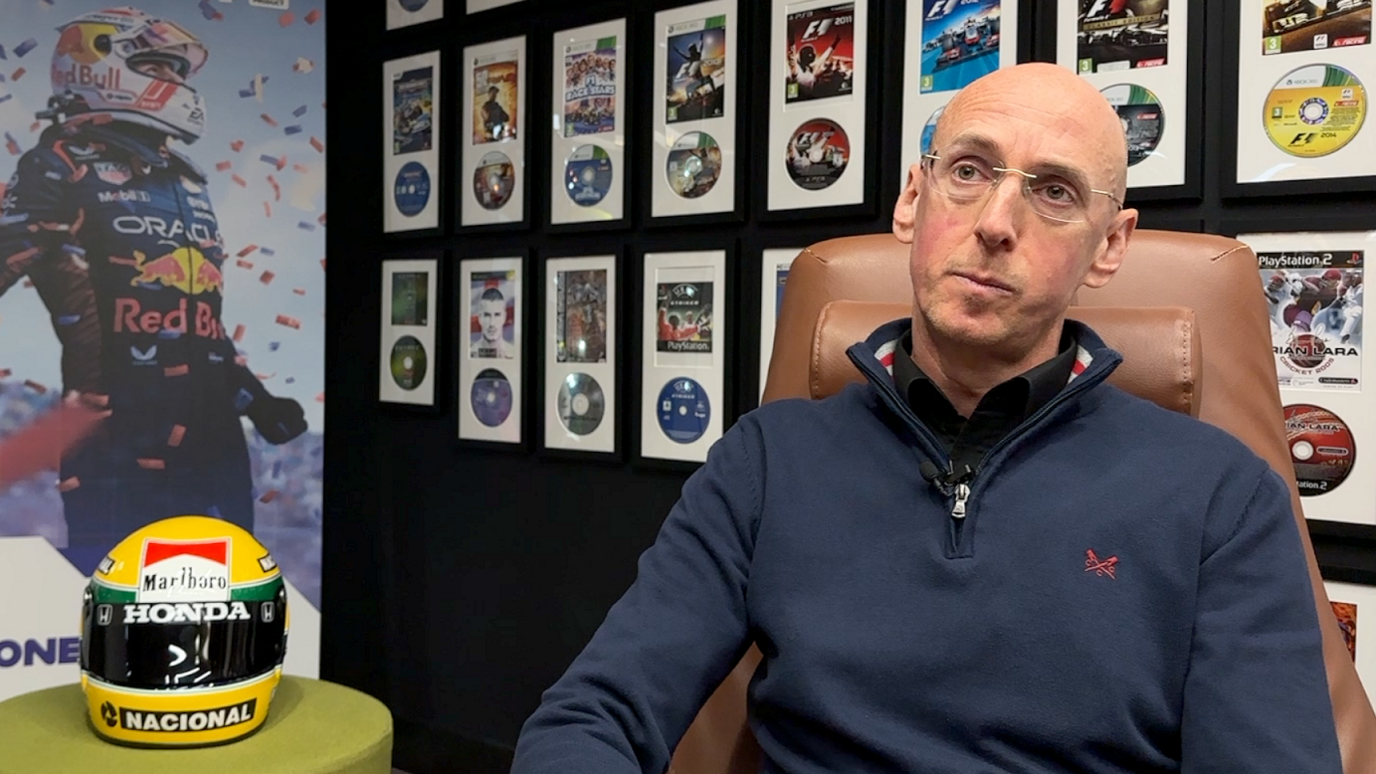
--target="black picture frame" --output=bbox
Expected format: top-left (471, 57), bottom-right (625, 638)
top-left (378, 248), bottom-right (449, 414)
top-left (380, 42), bottom-right (451, 241)
top-left (454, 247), bottom-right (532, 454)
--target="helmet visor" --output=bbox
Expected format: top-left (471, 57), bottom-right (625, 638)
top-left (81, 594), bottom-right (286, 689)
top-left (122, 19), bottom-right (208, 78)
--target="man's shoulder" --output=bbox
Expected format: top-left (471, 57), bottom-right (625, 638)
top-left (742, 382), bottom-right (883, 439)
top-left (1090, 383), bottom-right (1267, 469)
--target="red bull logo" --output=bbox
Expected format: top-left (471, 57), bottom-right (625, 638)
top-left (54, 63), bottom-right (123, 91)
top-left (127, 247), bottom-right (223, 295)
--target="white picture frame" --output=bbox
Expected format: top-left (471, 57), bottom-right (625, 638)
top-left (551, 18), bottom-right (628, 226)
top-left (544, 255), bottom-right (618, 455)
top-left (386, 0), bottom-right (443, 30)
top-left (1056, 0), bottom-right (1186, 189)
top-left (767, 0), bottom-right (869, 212)
top-left (641, 250), bottom-right (728, 463)
top-left (899, 0), bottom-right (1020, 186)
top-left (1324, 579), bottom-right (1376, 711)
top-left (759, 247), bottom-right (802, 402)
top-left (384, 51), bottom-right (441, 233)
top-left (379, 257), bottom-right (440, 407)
top-left (1236, 1), bottom-right (1376, 184)
top-left (651, 1), bottom-right (739, 219)
top-left (467, 0), bottom-right (523, 11)
top-left (462, 36), bottom-right (527, 228)
top-left (1237, 230), bottom-right (1375, 526)
top-left (458, 256), bottom-right (525, 444)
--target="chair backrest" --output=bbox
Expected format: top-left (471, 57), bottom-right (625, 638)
top-left (667, 230), bottom-right (1376, 774)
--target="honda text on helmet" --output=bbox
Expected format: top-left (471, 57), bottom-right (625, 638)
top-left (50, 6), bottom-right (208, 142)
top-left (80, 516), bottom-right (289, 747)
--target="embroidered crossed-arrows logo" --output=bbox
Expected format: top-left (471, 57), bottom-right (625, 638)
top-left (1085, 549), bottom-right (1118, 579)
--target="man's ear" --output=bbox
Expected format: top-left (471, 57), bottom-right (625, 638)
top-left (893, 162), bottom-right (922, 245)
top-left (1083, 207), bottom-right (1138, 289)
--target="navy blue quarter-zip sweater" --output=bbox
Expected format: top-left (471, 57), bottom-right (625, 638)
top-left (512, 319), bottom-right (1341, 774)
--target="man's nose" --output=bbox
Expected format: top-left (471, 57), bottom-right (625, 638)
top-left (973, 174), bottom-right (1024, 246)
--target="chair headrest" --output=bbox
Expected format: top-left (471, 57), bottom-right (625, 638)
top-left (811, 301), bottom-right (1202, 417)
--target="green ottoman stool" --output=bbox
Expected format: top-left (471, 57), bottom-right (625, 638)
top-left (0, 677), bottom-right (392, 774)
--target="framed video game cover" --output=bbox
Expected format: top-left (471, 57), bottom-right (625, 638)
top-left (379, 255), bottom-right (441, 408)
top-left (759, 247), bottom-right (801, 402)
top-left (651, 0), bottom-right (739, 222)
top-left (383, 51), bottom-right (442, 234)
top-left (550, 18), bottom-right (629, 229)
top-left (765, 0), bottom-right (870, 214)
top-left (1323, 577), bottom-right (1376, 711)
top-left (899, 0), bottom-right (1020, 187)
top-left (461, 36), bottom-right (527, 229)
top-left (1230, 1), bottom-right (1376, 192)
top-left (640, 249), bottom-right (727, 464)
top-left (1056, 0), bottom-right (1190, 192)
top-left (458, 255), bottom-right (525, 446)
top-left (1232, 228), bottom-right (1376, 527)
top-left (543, 254), bottom-right (619, 456)
top-left (387, 0), bottom-right (443, 30)
top-left (468, 0), bottom-right (522, 12)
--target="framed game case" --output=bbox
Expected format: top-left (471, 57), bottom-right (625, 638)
top-left (1056, 0), bottom-right (1196, 195)
top-left (899, 0), bottom-right (1021, 187)
top-left (550, 18), bottom-right (629, 229)
top-left (639, 249), bottom-right (728, 464)
top-left (1228, 225), bottom-right (1376, 528)
top-left (759, 247), bottom-right (802, 403)
top-left (542, 254), bottom-right (620, 457)
top-left (379, 255), bottom-right (442, 409)
top-left (387, 0), bottom-right (443, 30)
top-left (461, 36), bottom-right (527, 229)
top-left (1323, 575), bottom-right (1376, 712)
top-left (650, 0), bottom-right (741, 223)
top-left (765, 0), bottom-right (871, 215)
top-left (1228, 0), bottom-right (1376, 194)
top-left (458, 255), bottom-right (526, 446)
top-left (383, 51), bottom-right (442, 235)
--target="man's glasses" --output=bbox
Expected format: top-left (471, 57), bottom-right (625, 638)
top-left (921, 150), bottom-right (1123, 224)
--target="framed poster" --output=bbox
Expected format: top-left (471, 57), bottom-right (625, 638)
top-left (1234, 229), bottom-right (1376, 527)
top-left (759, 247), bottom-right (801, 402)
top-left (387, 0), bottom-right (443, 30)
top-left (468, 0), bottom-right (523, 11)
top-left (543, 254), bottom-right (619, 456)
top-left (462, 36), bottom-right (527, 229)
top-left (458, 256), bottom-right (525, 445)
top-left (379, 256), bottom-right (441, 408)
top-left (651, 1), bottom-right (739, 221)
top-left (899, 0), bottom-right (1021, 186)
top-left (1233, 1), bottom-right (1376, 189)
top-left (1323, 578), bottom-right (1376, 711)
top-left (640, 250), bottom-right (728, 464)
top-left (766, 0), bottom-right (869, 214)
top-left (551, 18), bottom-right (629, 228)
top-left (383, 51), bottom-right (441, 234)
top-left (1056, 0), bottom-right (1190, 192)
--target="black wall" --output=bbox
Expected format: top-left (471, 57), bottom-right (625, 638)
top-left (322, 2), bottom-right (1376, 771)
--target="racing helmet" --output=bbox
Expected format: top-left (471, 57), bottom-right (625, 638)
top-left (50, 7), bottom-right (208, 142)
top-left (79, 515), bottom-right (289, 747)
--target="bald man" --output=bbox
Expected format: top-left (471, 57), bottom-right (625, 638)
top-left (512, 64), bottom-right (1341, 773)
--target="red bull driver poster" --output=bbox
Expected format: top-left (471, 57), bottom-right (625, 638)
top-left (0, 1), bottom-right (325, 698)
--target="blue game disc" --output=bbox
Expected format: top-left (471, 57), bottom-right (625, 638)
top-left (657, 376), bottom-right (710, 444)
top-left (471, 368), bottom-right (513, 427)
top-left (920, 105), bottom-right (945, 157)
top-left (564, 144), bottom-right (613, 207)
top-left (394, 161), bottom-right (431, 217)
top-left (398, 0), bottom-right (429, 10)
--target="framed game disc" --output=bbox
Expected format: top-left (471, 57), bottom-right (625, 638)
top-left (1285, 403), bottom-right (1357, 496)
top-left (565, 144), bottom-right (614, 206)
top-left (666, 131), bottom-right (724, 199)
top-left (473, 150), bottom-right (516, 211)
top-left (557, 372), bottom-right (606, 436)
top-left (1264, 64), bottom-right (1366, 159)
top-left (472, 368), bottom-right (515, 427)
top-left (1102, 83), bottom-right (1165, 167)
top-left (785, 118), bottom-right (850, 191)
top-left (391, 335), bottom-right (428, 390)
top-left (657, 376), bottom-right (711, 444)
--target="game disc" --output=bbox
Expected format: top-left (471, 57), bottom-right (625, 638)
top-left (398, 0), bottom-right (429, 10)
top-left (1265, 64), bottom-right (1367, 158)
top-left (666, 131), bottom-right (722, 199)
top-left (657, 377), bottom-right (711, 444)
top-left (564, 144), bottom-right (613, 207)
top-left (920, 105), bottom-right (945, 157)
top-left (473, 150), bottom-right (515, 211)
top-left (1101, 83), bottom-right (1164, 166)
top-left (1284, 403), bottom-right (1356, 496)
top-left (471, 368), bottom-right (513, 427)
top-left (394, 161), bottom-right (431, 217)
top-left (786, 118), bottom-right (850, 191)
top-left (390, 335), bottom-right (427, 390)
top-left (557, 372), bottom-right (605, 436)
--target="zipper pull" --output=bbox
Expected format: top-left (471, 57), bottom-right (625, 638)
top-left (951, 482), bottom-right (970, 519)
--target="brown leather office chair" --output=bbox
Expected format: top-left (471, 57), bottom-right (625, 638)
top-left (667, 230), bottom-right (1376, 774)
